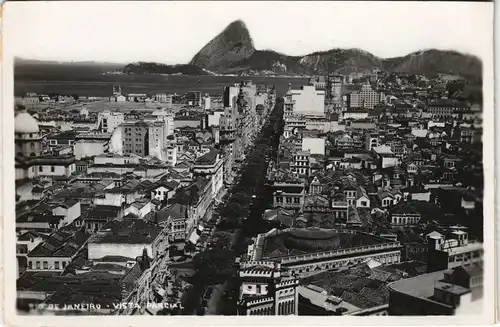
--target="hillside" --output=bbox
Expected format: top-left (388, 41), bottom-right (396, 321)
top-left (383, 49), bottom-right (482, 79)
top-left (121, 62), bottom-right (210, 75)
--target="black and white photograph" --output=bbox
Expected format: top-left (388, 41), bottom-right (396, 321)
top-left (1, 1), bottom-right (495, 325)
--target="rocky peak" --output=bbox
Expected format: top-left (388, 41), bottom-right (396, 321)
top-left (189, 20), bottom-right (256, 72)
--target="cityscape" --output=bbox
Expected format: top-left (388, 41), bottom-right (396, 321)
top-left (10, 16), bottom-right (486, 318)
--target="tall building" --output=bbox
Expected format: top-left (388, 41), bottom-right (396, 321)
top-left (97, 111), bottom-right (125, 133)
top-left (238, 261), bottom-right (299, 316)
top-left (326, 74), bottom-right (343, 104)
top-left (348, 84), bottom-right (385, 109)
top-left (121, 120), bottom-right (170, 159)
top-left (202, 94), bottom-right (211, 110)
top-left (223, 81), bottom-right (257, 109)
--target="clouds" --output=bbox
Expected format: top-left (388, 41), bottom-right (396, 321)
top-left (5, 1), bottom-right (492, 63)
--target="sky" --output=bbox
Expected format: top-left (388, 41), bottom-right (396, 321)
top-left (4, 1), bottom-right (493, 64)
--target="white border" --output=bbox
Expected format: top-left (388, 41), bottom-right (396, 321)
top-left (2, 2), bottom-right (495, 326)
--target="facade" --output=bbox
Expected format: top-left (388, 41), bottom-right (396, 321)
top-left (273, 182), bottom-right (305, 210)
top-left (426, 231), bottom-right (483, 273)
top-left (97, 111), bottom-right (125, 133)
top-left (74, 139), bottom-right (109, 160)
top-left (15, 112), bottom-right (43, 158)
top-left (348, 85), bottom-right (384, 109)
top-left (121, 120), bottom-right (170, 159)
top-left (192, 149), bottom-right (224, 198)
top-left (238, 261), bottom-right (299, 316)
top-left (186, 91), bottom-right (202, 107)
top-left (326, 74), bottom-right (343, 104)
top-left (287, 85), bottom-right (325, 116)
top-left (301, 137), bottom-right (325, 155)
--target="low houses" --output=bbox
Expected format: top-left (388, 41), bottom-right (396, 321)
top-left (26, 229), bottom-right (88, 272)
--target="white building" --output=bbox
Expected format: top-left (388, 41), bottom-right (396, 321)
top-left (207, 111), bottom-right (224, 127)
top-left (302, 137), bottom-right (325, 155)
top-left (97, 111), bottom-right (125, 133)
top-left (203, 94), bottom-right (211, 110)
top-left (74, 139), bottom-right (108, 160)
top-left (289, 85), bottom-right (325, 116)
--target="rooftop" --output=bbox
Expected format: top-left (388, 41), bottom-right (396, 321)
top-left (261, 228), bottom-right (385, 259)
top-left (89, 219), bottom-right (162, 245)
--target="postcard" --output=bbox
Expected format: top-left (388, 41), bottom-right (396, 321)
top-left (1, 1), bottom-right (495, 326)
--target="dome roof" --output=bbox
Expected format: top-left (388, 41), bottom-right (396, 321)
top-left (15, 112), bottom-right (39, 134)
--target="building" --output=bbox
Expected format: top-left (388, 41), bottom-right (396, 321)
top-left (74, 139), bottom-right (109, 160)
top-left (247, 228), bottom-right (402, 276)
top-left (308, 76), bottom-right (326, 90)
top-left (186, 91), bottom-right (202, 107)
top-left (26, 230), bottom-right (88, 272)
top-left (87, 219), bottom-right (169, 261)
top-left (121, 120), bottom-right (171, 159)
top-left (97, 111), bottom-right (125, 133)
top-left (428, 100), bottom-right (456, 120)
top-left (16, 155), bottom-right (76, 180)
top-left (154, 93), bottom-right (173, 108)
top-left (192, 149), bottom-right (224, 198)
top-left (202, 94), bottom-right (211, 110)
top-left (291, 150), bottom-right (310, 176)
top-left (157, 203), bottom-right (189, 242)
top-left (238, 261), bottom-right (299, 315)
top-left (287, 85), bottom-right (325, 116)
top-left (348, 85), bottom-right (384, 109)
top-left (426, 231), bottom-right (483, 273)
top-left (343, 109), bottom-right (369, 120)
top-left (301, 137), bottom-right (325, 155)
top-left (326, 74), bottom-right (343, 104)
top-left (15, 111), bottom-right (43, 158)
top-left (273, 181), bottom-right (305, 210)
top-left (388, 263), bottom-right (483, 315)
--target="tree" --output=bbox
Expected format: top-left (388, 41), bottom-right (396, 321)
top-left (71, 94), bottom-right (79, 101)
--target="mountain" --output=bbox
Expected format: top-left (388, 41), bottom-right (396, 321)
top-left (189, 20), bottom-right (256, 71)
top-left (186, 20), bottom-right (482, 78)
top-left (111, 20), bottom-right (482, 78)
top-left (382, 49), bottom-right (482, 79)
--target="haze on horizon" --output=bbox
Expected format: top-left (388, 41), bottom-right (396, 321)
top-left (5, 1), bottom-right (492, 64)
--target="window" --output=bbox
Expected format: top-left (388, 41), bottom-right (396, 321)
top-left (36, 261), bottom-right (40, 269)
top-left (62, 262), bottom-right (67, 269)
top-left (39, 166), bottom-right (43, 172)
top-left (51, 166), bottom-right (55, 172)
top-left (30, 142), bottom-right (35, 149)
top-left (55, 261), bottom-right (60, 270)
top-left (361, 201), bottom-right (367, 207)
top-left (43, 261), bottom-right (48, 269)
top-left (28, 261), bottom-right (33, 269)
